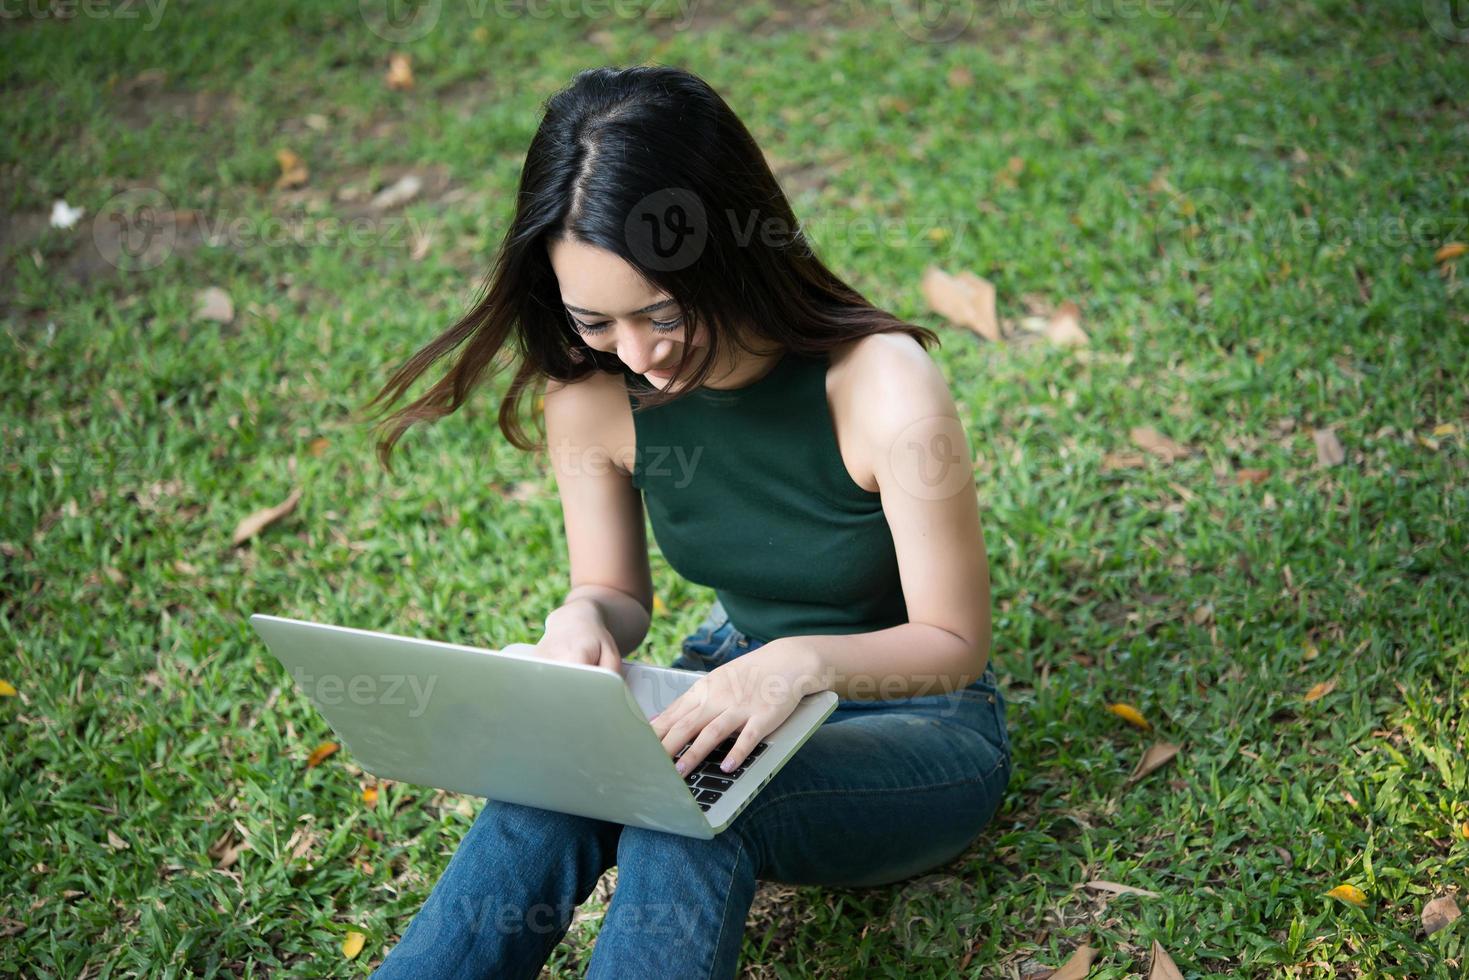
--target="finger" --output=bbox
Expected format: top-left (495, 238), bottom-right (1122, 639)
top-left (598, 643), bottom-right (621, 675)
top-left (650, 695), bottom-right (684, 739)
top-left (674, 712), bottom-right (743, 776)
top-left (717, 722), bottom-right (763, 773)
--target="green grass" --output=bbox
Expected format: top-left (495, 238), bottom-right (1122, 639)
top-left (3, 1), bottom-right (1467, 976)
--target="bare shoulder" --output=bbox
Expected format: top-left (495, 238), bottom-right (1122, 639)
top-left (829, 332), bottom-right (954, 432)
top-left (542, 370), bottom-right (636, 477)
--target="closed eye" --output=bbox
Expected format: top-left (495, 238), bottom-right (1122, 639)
top-left (571, 315), bottom-right (685, 335)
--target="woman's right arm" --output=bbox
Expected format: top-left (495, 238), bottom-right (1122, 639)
top-left (537, 373), bottom-right (654, 667)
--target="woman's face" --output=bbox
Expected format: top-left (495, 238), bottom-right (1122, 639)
top-left (547, 237), bottom-right (706, 388)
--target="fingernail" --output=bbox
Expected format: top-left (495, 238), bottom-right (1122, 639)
top-left (720, 759), bottom-right (734, 772)
top-left (675, 760), bottom-right (687, 775)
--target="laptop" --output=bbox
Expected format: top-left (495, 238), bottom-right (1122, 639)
top-left (248, 614), bottom-right (839, 839)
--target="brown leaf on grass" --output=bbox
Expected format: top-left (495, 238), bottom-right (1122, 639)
top-left (369, 173), bottom-right (423, 212)
top-left (194, 286), bottom-right (234, 324)
top-left (1235, 468), bottom-right (1270, 484)
top-left (275, 148), bottom-right (309, 189)
top-left (1434, 242), bottom-right (1466, 263)
top-left (0, 680), bottom-right (16, 697)
top-left (1046, 300), bottom-right (1090, 347)
top-left (1130, 426), bottom-right (1193, 463)
top-left (1304, 678), bottom-right (1337, 702)
top-left (1047, 943), bottom-right (1096, 980)
top-left (285, 822), bottom-right (319, 862)
top-left (994, 155), bottom-right (1025, 191)
top-left (1126, 741), bottom-right (1180, 784)
top-left (307, 437), bottom-right (330, 457)
top-left (1326, 883), bottom-right (1367, 907)
top-left (305, 740), bottom-right (339, 768)
top-left (921, 265), bottom-right (1001, 343)
top-left (1422, 895), bottom-right (1462, 935)
top-left (1148, 940), bottom-right (1185, 980)
top-left (1102, 451), bottom-right (1146, 472)
top-left (232, 487), bottom-right (302, 546)
top-left (106, 830), bottom-right (130, 851)
top-left (1083, 880), bottom-right (1161, 898)
top-left (385, 52), bottom-right (414, 90)
top-left (946, 65), bottom-right (974, 89)
top-left (208, 828), bottom-right (250, 870)
top-left (1313, 428), bottom-right (1345, 467)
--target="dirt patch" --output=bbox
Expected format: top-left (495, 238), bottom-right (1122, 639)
top-left (109, 69), bottom-right (244, 131)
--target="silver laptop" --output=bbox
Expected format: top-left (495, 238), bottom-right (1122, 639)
top-left (248, 614), bottom-right (838, 839)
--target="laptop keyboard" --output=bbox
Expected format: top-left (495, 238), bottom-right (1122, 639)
top-left (673, 735), bottom-right (770, 811)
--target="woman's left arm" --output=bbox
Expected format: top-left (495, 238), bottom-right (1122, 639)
top-left (785, 337), bottom-right (992, 700)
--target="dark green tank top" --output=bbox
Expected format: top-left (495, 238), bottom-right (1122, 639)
top-left (625, 349), bottom-right (909, 644)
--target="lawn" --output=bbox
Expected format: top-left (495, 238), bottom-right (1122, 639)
top-left (2, 1), bottom-right (1466, 976)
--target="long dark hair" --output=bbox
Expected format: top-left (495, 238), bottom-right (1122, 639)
top-left (361, 64), bottom-right (940, 474)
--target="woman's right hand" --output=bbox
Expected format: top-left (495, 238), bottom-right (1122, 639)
top-left (533, 603), bottom-right (624, 675)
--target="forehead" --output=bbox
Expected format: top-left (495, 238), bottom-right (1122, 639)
top-left (548, 238), bottom-right (664, 314)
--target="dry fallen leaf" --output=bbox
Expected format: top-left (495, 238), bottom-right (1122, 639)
top-left (1102, 451), bottom-right (1146, 472)
top-left (1046, 300), bottom-right (1089, 347)
top-left (1235, 468), bottom-right (1269, 484)
top-left (1434, 242), bottom-right (1466, 263)
top-left (1304, 678), bottom-right (1338, 702)
top-left (385, 52), bottom-right (414, 90)
top-left (106, 830), bottom-right (130, 851)
top-left (0, 680), bottom-right (16, 697)
top-left (195, 286), bottom-right (234, 324)
top-left (306, 741), bottom-right (339, 768)
top-left (1083, 879), bottom-right (1161, 898)
top-left (275, 148), bottom-right (309, 189)
top-left (208, 828), bottom-right (250, 870)
top-left (342, 930), bottom-right (367, 959)
top-left (921, 266), bottom-right (1001, 343)
top-left (362, 784), bottom-right (379, 809)
top-left (307, 437), bottom-right (330, 457)
top-left (1422, 895), bottom-right (1462, 935)
top-left (370, 173), bottom-right (422, 212)
top-left (1148, 939), bottom-right (1185, 980)
top-left (1130, 426), bottom-right (1192, 463)
top-left (1107, 702), bottom-right (1152, 731)
top-left (1326, 883), bottom-right (1366, 907)
top-left (1127, 741), bottom-right (1180, 784)
top-left (1313, 428), bottom-right (1345, 467)
top-left (1048, 943), bottom-right (1096, 980)
top-left (232, 487), bottom-right (303, 546)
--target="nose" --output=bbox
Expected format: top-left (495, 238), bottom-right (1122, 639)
top-left (616, 327), bottom-right (674, 374)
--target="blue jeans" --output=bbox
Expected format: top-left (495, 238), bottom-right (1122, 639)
top-left (372, 600), bottom-right (1012, 979)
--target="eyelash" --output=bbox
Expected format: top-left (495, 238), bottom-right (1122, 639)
top-left (571, 315), bottom-right (684, 335)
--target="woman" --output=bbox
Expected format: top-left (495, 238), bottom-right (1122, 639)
top-left (362, 64), bottom-right (1011, 979)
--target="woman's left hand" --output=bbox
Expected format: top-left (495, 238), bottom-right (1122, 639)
top-left (649, 639), bottom-right (826, 776)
